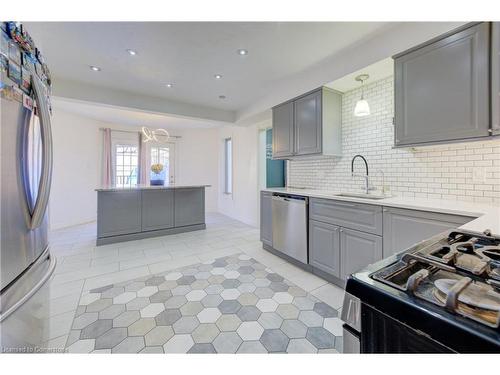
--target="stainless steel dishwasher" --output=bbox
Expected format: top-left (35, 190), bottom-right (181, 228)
top-left (271, 193), bottom-right (308, 264)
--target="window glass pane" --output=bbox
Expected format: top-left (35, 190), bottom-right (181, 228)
top-left (224, 138), bottom-right (232, 194)
top-left (150, 146), bottom-right (170, 181)
top-left (115, 144), bottom-right (138, 187)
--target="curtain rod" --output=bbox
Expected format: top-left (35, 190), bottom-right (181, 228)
top-left (98, 127), bottom-right (182, 139)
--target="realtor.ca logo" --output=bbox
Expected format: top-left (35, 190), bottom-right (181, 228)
top-left (2, 346), bottom-right (67, 353)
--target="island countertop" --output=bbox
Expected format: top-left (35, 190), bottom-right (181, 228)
top-left (95, 184), bottom-right (211, 192)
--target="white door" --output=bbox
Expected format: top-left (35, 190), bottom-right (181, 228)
top-left (150, 142), bottom-right (176, 184)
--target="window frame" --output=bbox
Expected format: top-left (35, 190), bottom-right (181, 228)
top-left (113, 143), bottom-right (139, 188)
top-left (224, 137), bottom-right (233, 195)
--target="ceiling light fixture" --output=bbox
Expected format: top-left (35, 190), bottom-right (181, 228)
top-left (214, 74), bottom-right (222, 79)
top-left (354, 74), bottom-right (371, 117)
top-left (126, 49), bottom-right (137, 56)
top-left (165, 83), bottom-right (173, 88)
top-left (219, 95), bottom-right (226, 100)
top-left (237, 49), bottom-right (248, 56)
top-left (142, 127), bottom-right (170, 143)
top-left (90, 65), bottom-right (101, 72)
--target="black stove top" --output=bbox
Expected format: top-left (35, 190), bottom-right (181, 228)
top-left (346, 229), bottom-right (500, 353)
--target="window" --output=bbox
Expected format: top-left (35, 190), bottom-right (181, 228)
top-left (150, 146), bottom-right (170, 182)
top-left (224, 138), bottom-right (232, 194)
top-left (115, 144), bottom-right (138, 187)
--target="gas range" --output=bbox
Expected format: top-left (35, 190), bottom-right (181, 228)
top-left (342, 229), bottom-right (500, 353)
top-left (372, 229), bottom-right (500, 328)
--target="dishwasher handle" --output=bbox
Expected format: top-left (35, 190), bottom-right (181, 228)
top-left (272, 194), bottom-right (308, 204)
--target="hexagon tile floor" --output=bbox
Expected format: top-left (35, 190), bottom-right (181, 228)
top-left (65, 253), bottom-right (343, 353)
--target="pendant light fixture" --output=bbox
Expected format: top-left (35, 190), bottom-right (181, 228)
top-left (354, 74), bottom-right (370, 117)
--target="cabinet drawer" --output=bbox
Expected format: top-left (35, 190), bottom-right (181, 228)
top-left (382, 207), bottom-right (474, 257)
top-left (310, 198), bottom-right (383, 235)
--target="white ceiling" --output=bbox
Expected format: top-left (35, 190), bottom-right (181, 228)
top-left (326, 57), bottom-right (394, 93)
top-left (25, 22), bottom-right (391, 114)
top-left (53, 97), bottom-right (222, 129)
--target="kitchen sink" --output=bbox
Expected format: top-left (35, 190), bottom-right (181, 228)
top-left (335, 192), bottom-right (390, 200)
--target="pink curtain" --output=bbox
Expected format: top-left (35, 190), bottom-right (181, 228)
top-left (138, 132), bottom-right (149, 185)
top-left (102, 128), bottom-right (113, 187)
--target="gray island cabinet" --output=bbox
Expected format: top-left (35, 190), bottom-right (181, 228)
top-left (96, 185), bottom-right (208, 246)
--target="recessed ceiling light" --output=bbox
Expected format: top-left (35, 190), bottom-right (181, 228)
top-left (126, 49), bottom-right (137, 56)
top-left (90, 65), bottom-right (101, 71)
top-left (214, 74), bottom-right (222, 79)
top-left (237, 49), bottom-right (248, 56)
top-left (219, 95), bottom-right (226, 99)
top-left (166, 83), bottom-right (173, 88)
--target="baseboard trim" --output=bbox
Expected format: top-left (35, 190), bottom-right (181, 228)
top-left (96, 224), bottom-right (206, 246)
top-left (262, 242), bottom-right (345, 289)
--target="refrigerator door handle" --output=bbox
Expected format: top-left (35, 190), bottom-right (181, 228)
top-left (28, 72), bottom-right (53, 230)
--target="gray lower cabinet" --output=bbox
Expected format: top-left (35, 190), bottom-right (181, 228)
top-left (340, 228), bottom-right (383, 281)
top-left (492, 22), bottom-right (500, 136)
top-left (394, 22), bottom-right (491, 146)
top-left (309, 220), bottom-right (340, 277)
top-left (260, 191), bottom-right (273, 247)
top-left (97, 190), bottom-right (142, 237)
top-left (382, 207), bottom-right (474, 257)
top-left (174, 188), bottom-right (205, 227)
top-left (272, 101), bottom-right (294, 158)
top-left (294, 90), bottom-right (322, 155)
top-left (141, 189), bottom-right (174, 231)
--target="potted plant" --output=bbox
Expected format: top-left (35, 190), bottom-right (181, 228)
top-left (150, 163), bottom-right (165, 186)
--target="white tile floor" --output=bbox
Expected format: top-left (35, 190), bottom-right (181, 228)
top-left (44, 213), bottom-right (345, 351)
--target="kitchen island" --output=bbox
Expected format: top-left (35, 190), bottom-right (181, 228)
top-left (95, 185), bottom-right (210, 246)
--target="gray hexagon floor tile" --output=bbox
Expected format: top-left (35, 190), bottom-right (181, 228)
top-left (188, 343), bottom-right (216, 353)
top-left (173, 316), bottom-right (200, 334)
top-left (113, 310), bottom-right (140, 328)
top-left (306, 327), bottom-right (335, 350)
top-left (65, 253), bottom-right (340, 353)
top-left (95, 327), bottom-right (127, 350)
top-left (213, 332), bottom-right (243, 353)
top-left (112, 336), bottom-right (145, 353)
top-left (260, 329), bottom-right (289, 352)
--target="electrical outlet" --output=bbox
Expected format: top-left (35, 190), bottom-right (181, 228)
top-left (472, 167), bottom-right (486, 184)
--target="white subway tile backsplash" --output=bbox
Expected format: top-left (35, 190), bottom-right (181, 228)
top-left (287, 76), bottom-right (500, 203)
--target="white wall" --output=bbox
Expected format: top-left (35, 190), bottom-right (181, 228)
top-left (49, 109), bottom-right (219, 230)
top-left (49, 110), bottom-right (104, 230)
top-left (217, 120), bottom-right (270, 228)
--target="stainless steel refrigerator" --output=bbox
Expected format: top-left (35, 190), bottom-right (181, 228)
top-left (0, 22), bottom-right (55, 351)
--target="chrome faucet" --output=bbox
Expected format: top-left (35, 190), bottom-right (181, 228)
top-left (351, 154), bottom-right (374, 194)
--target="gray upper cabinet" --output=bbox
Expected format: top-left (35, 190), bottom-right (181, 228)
top-left (272, 101), bottom-right (294, 158)
top-left (340, 228), bottom-right (382, 281)
top-left (174, 188), bottom-right (205, 227)
top-left (141, 189), bottom-right (174, 231)
top-left (260, 191), bottom-right (273, 247)
top-left (97, 191), bottom-right (142, 237)
top-left (394, 22), bottom-right (491, 147)
top-left (272, 87), bottom-right (341, 159)
top-left (294, 90), bottom-right (322, 155)
top-left (309, 220), bottom-right (340, 277)
top-left (382, 207), bottom-right (474, 257)
top-left (492, 22), bottom-right (500, 136)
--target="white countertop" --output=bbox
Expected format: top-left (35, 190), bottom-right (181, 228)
top-left (96, 184), bottom-right (211, 192)
top-left (262, 187), bottom-right (500, 235)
